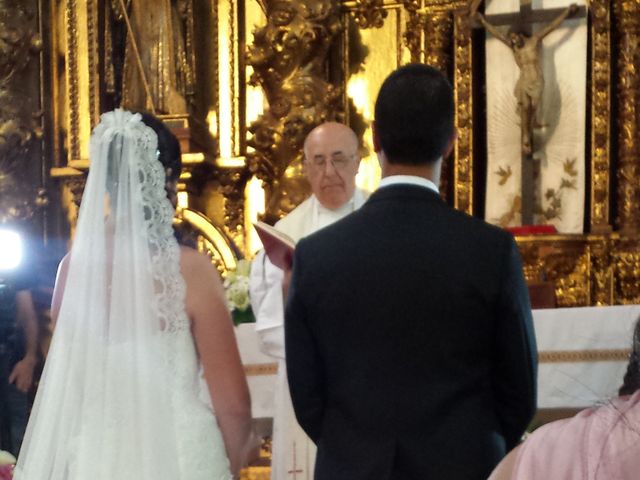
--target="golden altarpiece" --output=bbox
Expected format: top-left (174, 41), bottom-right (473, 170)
top-left (0, 0), bottom-right (633, 302)
top-left (0, 0), bottom-right (639, 475)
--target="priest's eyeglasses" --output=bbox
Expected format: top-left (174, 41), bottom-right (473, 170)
top-left (306, 154), bottom-right (355, 172)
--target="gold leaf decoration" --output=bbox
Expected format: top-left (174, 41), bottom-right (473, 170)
top-left (495, 165), bottom-right (513, 186)
top-left (563, 158), bottom-right (578, 177)
top-left (497, 195), bottom-right (521, 227)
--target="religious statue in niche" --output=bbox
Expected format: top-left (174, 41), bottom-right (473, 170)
top-left (471, 1), bottom-right (579, 155)
top-left (105, 0), bottom-right (195, 114)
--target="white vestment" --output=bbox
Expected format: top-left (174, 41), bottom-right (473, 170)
top-left (249, 190), bottom-right (367, 479)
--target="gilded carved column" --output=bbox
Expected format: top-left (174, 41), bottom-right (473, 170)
top-left (0, 0), bottom-right (46, 223)
top-left (246, 1), bottom-right (342, 223)
top-left (613, 237), bottom-right (640, 304)
top-left (418, 9), bottom-right (454, 76)
top-left (589, 0), bottom-right (612, 233)
top-left (614, 0), bottom-right (640, 233)
top-left (402, 0), bottom-right (422, 62)
top-left (452, 11), bottom-right (474, 215)
top-left (416, 5), bottom-right (455, 200)
top-left (353, 0), bottom-right (388, 29)
top-left (590, 236), bottom-right (613, 305)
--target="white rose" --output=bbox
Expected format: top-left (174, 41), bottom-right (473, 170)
top-left (0, 450), bottom-right (16, 466)
top-left (235, 259), bottom-right (251, 277)
top-left (227, 282), bottom-right (250, 311)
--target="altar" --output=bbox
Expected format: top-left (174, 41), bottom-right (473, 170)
top-left (535, 304), bottom-right (639, 408)
top-left (236, 304), bottom-right (640, 421)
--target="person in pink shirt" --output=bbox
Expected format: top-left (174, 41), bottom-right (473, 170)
top-left (490, 317), bottom-right (640, 480)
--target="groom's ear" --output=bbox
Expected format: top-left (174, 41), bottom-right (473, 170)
top-left (442, 130), bottom-right (457, 159)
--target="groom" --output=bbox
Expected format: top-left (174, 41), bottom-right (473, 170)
top-left (285, 64), bottom-right (538, 479)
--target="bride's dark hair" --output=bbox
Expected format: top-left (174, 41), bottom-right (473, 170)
top-left (619, 317), bottom-right (640, 396)
top-left (137, 112), bottom-right (195, 245)
top-left (138, 112), bottom-right (182, 183)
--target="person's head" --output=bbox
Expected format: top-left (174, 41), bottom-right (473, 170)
top-left (619, 317), bottom-right (640, 396)
top-left (302, 122), bottom-right (360, 210)
top-left (509, 32), bottom-right (525, 48)
top-left (373, 64), bottom-right (455, 176)
top-left (139, 112), bottom-right (182, 208)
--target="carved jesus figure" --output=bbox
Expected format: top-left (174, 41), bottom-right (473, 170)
top-left (473, 3), bottom-right (578, 154)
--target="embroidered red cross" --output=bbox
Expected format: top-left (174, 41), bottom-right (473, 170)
top-left (287, 442), bottom-right (304, 479)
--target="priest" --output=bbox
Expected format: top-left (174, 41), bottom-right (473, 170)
top-left (249, 122), bottom-right (367, 479)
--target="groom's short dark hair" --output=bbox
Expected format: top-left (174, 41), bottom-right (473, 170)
top-left (374, 64), bottom-right (454, 165)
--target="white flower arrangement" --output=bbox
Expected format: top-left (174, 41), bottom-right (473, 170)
top-left (223, 259), bottom-right (254, 325)
top-left (0, 451), bottom-right (15, 466)
top-left (0, 450), bottom-right (15, 480)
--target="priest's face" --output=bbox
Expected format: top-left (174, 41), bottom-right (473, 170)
top-left (303, 123), bottom-right (360, 210)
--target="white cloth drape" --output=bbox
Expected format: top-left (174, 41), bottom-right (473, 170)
top-left (534, 305), bottom-right (640, 409)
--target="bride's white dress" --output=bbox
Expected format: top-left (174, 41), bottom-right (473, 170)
top-left (167, 325), bottom-right (232, 479)
top-left (56, 329), bottom-right (232, 480)
top-left (15, 110), bottom-right (232, 479)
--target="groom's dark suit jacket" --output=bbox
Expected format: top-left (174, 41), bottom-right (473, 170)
top-left (285, 184), bottom-right (537, 480)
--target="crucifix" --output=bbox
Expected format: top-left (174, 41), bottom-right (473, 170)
top-left (469, 0), bottom-right (585, 225)
top-left (287, 442), bottom-right (304, 479)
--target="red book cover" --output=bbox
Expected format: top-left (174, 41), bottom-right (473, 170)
top-left (506, 225), bottom-right (558, 236)
top-left (253, 221), bottom-right (296, 270)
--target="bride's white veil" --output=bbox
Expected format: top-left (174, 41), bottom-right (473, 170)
top-left (15, 110), bottom-right (186, 479)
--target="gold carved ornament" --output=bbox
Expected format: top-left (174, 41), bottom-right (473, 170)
top-left (589, 0), bottom-right (612, 233)
top-left (413, 1), bottom-right (460, 200)
top-left (517, 238), bottom-right (591, 307)
top-left (614, 0), bottom-right (640, 233)
top-left (401, 0), bottom-right (423, 62)
top-left (613, 237), bottom-right (640, 304)
top-left (452, 7), bottom-right (474, 215)
top-left (246, 0), bottom-right (343, 223)
top-left (352, 0), bottom-right (389, 29)
top-left (0, 0), bottom-right (47, 223)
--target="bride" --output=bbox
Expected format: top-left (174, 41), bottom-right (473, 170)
top-left (14, 110), bottom-right (253, 479)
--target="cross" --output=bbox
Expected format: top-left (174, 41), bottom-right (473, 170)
top-left (287, 442), bottom-right (304, 479)
top-left (470, 0), bottom-right (585, 225)
top-left (470, 0), bottom-right (585, 33)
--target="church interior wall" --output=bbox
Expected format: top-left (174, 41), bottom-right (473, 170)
top-left (2, 0), bottom-right (640, 339)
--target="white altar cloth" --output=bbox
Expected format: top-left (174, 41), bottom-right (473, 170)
top-left (235, 324), bottom-right (278, 418)
top-left (535, 305), bottom-right (639, 408)
top-left (236, 305), bottom-right (640, 417)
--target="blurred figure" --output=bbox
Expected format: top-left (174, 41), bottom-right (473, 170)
top-left (0, 230), bottom-right (39, 457)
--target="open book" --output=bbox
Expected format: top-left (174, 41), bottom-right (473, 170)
top-left (253, 221), bottom-right (296, 270)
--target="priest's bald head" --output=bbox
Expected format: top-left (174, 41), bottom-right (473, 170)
top-left (303, 122), bottom-right (361, 210)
